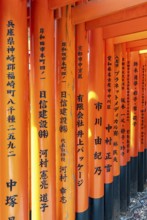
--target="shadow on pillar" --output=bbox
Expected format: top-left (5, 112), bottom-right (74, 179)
top-left (144, 149), bottom-right (147, 184)
top-left (76, 208), bottom-right (89, 220)
top-left (130, 156), bottom-right (138, 197)
top-left (113, 176), bottom-right (120, 220)
top-left (138, 152), bottom-right (144, 192)
top-left (89, 197), bottom-right (104, 220)
top-left (127, 161), bottom-right (131, 206)
top-left (120, 165), bottom-right (127, 215)
top-left (104, 183), bottom-right (113, 220)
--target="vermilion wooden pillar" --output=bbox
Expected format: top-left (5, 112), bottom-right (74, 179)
top-left (126, 49), bottom-right (131, 206)
top-left (144, 53), bottom-right (147, 183)
top-left (120, 43), bottom-right (127, 214)
top-left (30, 0), bottom-right (56, 219)
top-left (0, 0), bottom-right (29, 219)
top-left (89, 28), bottom-right (105, 220)
top-left (104, 38), bottom-right (114, 220)
top-left (120, 43), bottom-right (128, 214)
top-left (130, 51), bottom-right (139, 196)
top-left (76, 17), bottom-right (89, 220)
top-left (56, 6), bottom-right (75, 220)
top-left (138, 53), bottom-right (145, 192)
top-left (113, 44), bottom-right (121, 220)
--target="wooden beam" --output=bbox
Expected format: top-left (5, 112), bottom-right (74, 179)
top-left (72, 0), bottom-right (147, 24)
top-left (86, 3), bottom-right (147, 30)
top-left (130, 46), bottom-right (147, 52)
top-left (48, 0), bottom-right (79, 9)
top-left (113, 31), bottom-right (147, 44)
top-left (103, 16), bottom-right (147, 39)
top-left (126, 39), bottom-right (147, 49)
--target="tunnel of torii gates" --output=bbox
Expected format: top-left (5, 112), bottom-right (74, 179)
top-left (1, 0), bottom-right (147, 220)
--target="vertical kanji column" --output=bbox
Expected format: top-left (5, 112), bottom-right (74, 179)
top-left (89, 28), bottom-right (105, 220)
top-left (138, 53), bottom-right (145, 192)
top-left (113, 44), bottom-right (122, 220)
top-left (120, 43), bottom-right (128, 214)
top-left (76, 17), bottom-right (89, 220)
top-left (30, 0), bottom-right (56, 219)
top-left (144, 54), bottom-right (147, 183)
top-left (56, 6), bottom-right (75, 220)
top-left (126, 49), bottom-right (131, 205)
top-left (130, 51), bottom-right (139, 196)
top-left (0, 0), bottom-right (29, 219)
top-left (104, 38), bottom-right (114, 220)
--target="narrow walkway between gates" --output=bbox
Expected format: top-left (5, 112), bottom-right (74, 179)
top-left (121, 184), bottom-right (147, 220)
